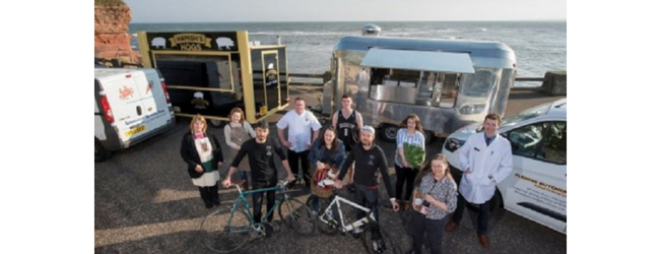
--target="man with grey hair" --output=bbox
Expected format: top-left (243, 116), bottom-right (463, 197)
top-left (335, 126), bottom-right (399, 253)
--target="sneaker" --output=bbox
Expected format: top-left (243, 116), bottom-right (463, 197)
top-left (264, 223), bottom-right (274, 238)
top-left (372, 240), bottom-right (384, 253)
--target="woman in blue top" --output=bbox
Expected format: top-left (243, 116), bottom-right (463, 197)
top-left (308, 125), bottom-right (346, 212)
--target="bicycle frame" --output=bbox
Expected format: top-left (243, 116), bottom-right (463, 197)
top-left (319, 194), bottom-right (377, 233)
top-left (226, 181), bottom-right (288, 232)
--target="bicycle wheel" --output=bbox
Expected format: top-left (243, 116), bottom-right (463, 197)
top-left (200, 208), bottom-right (252, 253)
top-left (360, 223), bottom-right (404, 254)
top-left (278, 197), bottom-right (316, 236)
top-left (307, 195), bottom-right (339, 235)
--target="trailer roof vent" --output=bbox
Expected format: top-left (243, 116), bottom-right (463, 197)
top-left (361, 24), bottom-right (381, 36)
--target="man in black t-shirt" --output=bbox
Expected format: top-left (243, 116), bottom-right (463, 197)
top-left (222, 121), bottom-right (296, 224)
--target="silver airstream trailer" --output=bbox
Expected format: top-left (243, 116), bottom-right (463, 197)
top-left (320, 25), bottom-right (517, 143)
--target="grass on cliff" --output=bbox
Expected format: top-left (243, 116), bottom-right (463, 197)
top-left (95, 0), bottom-right (126, 7)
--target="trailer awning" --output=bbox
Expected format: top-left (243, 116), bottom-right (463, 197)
top-left (360, 48), bottom-right (475, 74)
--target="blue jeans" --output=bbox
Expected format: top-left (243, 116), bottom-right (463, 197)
top-left (354, 184), bottom-right (382, 241)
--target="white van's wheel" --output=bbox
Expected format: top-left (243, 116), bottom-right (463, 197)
top-left (95, 139), bottom-right (110, 162)
top-left (209, 119), bottom-right (224, 128)
top-left (378, 124), bottom-right (398, 143)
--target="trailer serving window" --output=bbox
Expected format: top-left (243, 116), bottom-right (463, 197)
top-left (361, 48), bottom-right (473, 107)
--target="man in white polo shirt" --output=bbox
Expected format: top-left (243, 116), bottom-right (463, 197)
top-left (277, 97), bottom-right (322, 187)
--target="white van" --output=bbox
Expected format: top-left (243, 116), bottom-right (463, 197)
top-left (441, 98), bottom-right (567, 234)
top-left (95, 68), bottom-right (176, 162)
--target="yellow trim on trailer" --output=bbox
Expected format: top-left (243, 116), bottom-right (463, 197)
top-left (250, 45), bottom-right (287, 50)
top-left (237, 31), bottom-right (257, 123)
top-left (175, 113), bottom-right (230, 122)
top-left (261, 50), bottom-right (280, 110)
top-left (137, 32), bottom-right (153, 68)
top-left (165, 85), bottom-right (235, 93)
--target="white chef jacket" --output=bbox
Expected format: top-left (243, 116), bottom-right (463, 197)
top-left (458, 132), bottom-right (513, 204)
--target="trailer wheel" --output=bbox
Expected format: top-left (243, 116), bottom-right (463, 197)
top-left (378, 124), bottom-right (398, 143)
top-left (95, 138), bottom-right (111, 162)
top-left (424, 130), bottom-right (435, 145)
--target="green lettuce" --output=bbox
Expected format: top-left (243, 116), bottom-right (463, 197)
top-left (403, 143), bottom-right (426, 168)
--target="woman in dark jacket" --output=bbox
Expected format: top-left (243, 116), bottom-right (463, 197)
top-left (180, 114), bottom-right (224, 209)
top-left (307, 125), bottom-right (346, 212)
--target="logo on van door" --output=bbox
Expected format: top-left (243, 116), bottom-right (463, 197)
top-left (119, 86), bottom-right (134, 100)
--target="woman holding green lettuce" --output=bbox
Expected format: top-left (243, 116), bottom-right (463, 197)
top-left (394, 114), bottom-right (426, 210)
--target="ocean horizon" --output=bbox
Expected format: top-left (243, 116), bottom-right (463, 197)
top-left (128, 21), bottom-right (566, 86)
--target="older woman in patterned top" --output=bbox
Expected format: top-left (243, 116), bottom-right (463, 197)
top-left (180, 114), bottom-right (224, 209)
top-left (408, 154), bottom-right (458, 254)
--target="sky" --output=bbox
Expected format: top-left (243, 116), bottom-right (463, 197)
top-left (123, 0), bottom-right (566, 23)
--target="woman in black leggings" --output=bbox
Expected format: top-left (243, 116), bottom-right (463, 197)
top-left (394, 114), bottom-right (426, 210)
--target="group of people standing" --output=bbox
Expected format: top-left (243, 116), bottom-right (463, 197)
top-left (179, 94), bottom-right (513, 253)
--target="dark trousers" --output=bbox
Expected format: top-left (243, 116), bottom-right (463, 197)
top-left (450, 192), bottom-right (491, 234)
top-left (252, 180), bottom-right (277, 223)
top-left (198, 183), bottom-right (219, 206)
top-left (411, 211), bottom-right (447, 254)
top-left (288, 149), bottom-right (311, 186)
top-left (395, 165), bottom-right (418, 201)
top-left (354, 184), bottom-right (382, 241)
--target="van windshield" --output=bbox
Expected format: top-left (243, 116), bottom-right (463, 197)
top-left (500, 102), bottom-right (552, 128)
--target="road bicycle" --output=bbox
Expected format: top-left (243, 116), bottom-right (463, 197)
top-left (306, 188), bottom-right (404, 254)
top-left (200, 179), bottom-right (315, 253)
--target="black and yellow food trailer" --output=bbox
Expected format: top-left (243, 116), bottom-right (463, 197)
top-left (137, 31), bottom-right (289, 126)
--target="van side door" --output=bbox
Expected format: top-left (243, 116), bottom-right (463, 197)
top-left (502, 120), bottom-right (567, 234)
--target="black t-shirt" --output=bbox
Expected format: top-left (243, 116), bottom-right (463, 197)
top-left (337, 143), bottom-right (395, 199)
top-left (335, 110), bottom-right (358, 151)
top-left (231, 137), bottom-right (286, 182)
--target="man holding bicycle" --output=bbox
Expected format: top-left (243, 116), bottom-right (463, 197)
top-left (334, 125), bottom-right (399, 253)
top-left (222, 121), bottom-right (296, 224)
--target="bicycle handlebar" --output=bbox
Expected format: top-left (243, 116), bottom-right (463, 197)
top-left (226, 179), bottom-right (247, 192)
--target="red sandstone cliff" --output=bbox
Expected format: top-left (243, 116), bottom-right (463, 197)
top-left (94, 1), bottom-right (141, 64)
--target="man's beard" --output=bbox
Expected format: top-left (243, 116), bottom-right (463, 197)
top-left (361, 140), bottom-right (372, 147)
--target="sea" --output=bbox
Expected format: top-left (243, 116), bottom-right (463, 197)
top-left (128, 21), bottom-right (566, 87)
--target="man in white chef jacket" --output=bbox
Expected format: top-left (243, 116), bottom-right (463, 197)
top-left (444, 113), bottom-right (513, 249)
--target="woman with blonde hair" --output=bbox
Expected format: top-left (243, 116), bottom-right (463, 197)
top-left (180, 114), bottom-right (225, 209)
top-left (407, 154), bottom-right (458, 254)
top-left (224, 107), bottom-right (256, 190)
